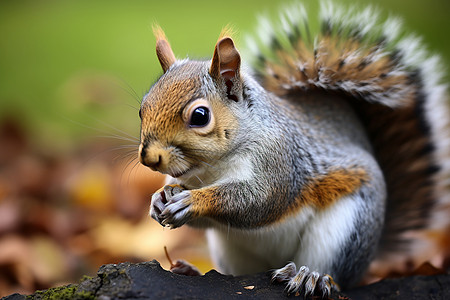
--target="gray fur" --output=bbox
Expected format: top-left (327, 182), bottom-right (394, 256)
top-left (141, 1), bottom-right (448, 297)
top-left (244, 0), bottom-right (449, 269)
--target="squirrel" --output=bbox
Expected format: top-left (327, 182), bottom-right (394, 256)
top-left (138, 1), bottom-right (449, 298)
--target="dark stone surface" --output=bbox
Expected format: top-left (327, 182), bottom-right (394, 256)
top-left (3, 260), bottom-right (450, 299)
top-left (345, 273), bottom-right (450, 300)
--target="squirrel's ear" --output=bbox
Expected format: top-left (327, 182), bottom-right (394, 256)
top-left (153, 25), bottom-right (176, 73)
top-left (210, 37), bottom-right (241, 100)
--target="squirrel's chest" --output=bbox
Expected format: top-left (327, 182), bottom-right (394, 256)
top-left (206, 206), bottom-right (315, 273)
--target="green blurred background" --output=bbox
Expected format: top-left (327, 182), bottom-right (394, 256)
top-left (0, 0), bottom-right (449, 296)
top-left (1, 0), bottom-right (449, 148)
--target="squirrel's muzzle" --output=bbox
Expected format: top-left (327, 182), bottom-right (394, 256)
top-left (139, 143), bottom-right (165, 172)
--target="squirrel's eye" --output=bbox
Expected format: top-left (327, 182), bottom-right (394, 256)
top-left (189, 106), bottom-right (210, 127)
top-left (183, 99), bottom-right (214, 134)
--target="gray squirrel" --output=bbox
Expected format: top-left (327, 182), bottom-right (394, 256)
top-left (138, 1), bottom-right (449, 298)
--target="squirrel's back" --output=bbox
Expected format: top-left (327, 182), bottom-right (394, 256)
top-left (245, 1), bottom-right (450, 274)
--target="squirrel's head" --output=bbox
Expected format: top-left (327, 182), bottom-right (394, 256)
top-left (138, 27), bottom-right (243, 182)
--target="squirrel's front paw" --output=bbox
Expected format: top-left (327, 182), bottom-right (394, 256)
top-left (150, 184), bottom-right (193, 229)
top-left (272, 263), bottom-right (339, 299)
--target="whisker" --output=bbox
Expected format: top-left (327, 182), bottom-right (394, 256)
top-left (83, 114), bottom-right (140, 142)
top-left (115, 147), bottom-right (138, 161)
top-left (181, 153), bottom-right (219, 171)
top-left (80, 145), bottom-right (138, 166)
top-left (117, 147), bottom-right (138, 154)
top-left (63, 116), bottom-right (140, 143)
top-left (119, 156), bottom-right (140, 185)
top-left (198, 160), bottom-right (218, 170)
top-left (127, 159), bottom-right (142, 187)
top-left (113, 149), bottom-right (138, 164)
top-left (95, 134), bottom-right (140, 144)
top-left (114, 76), bottom-right (142, 106)
top-left (122, 103), bottom-right (140, 112)
top-left (193, 175), bottom-right (204, 185)
top-left (183, 148), bottom-right (213, 153)
top-left (176, 156), bottom-right (217, 186)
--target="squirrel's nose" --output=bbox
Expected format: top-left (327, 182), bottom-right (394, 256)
top-left (139, 143), bottom-right (163, 170)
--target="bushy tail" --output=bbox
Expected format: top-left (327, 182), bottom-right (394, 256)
top-left (245, 1), bottom-right (450, 273)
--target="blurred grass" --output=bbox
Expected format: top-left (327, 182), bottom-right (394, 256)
top-left (0, 0), bottom-right (449, 151)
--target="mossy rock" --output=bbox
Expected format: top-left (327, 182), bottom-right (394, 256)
top-left (4, 260), bottom-right (450, 299)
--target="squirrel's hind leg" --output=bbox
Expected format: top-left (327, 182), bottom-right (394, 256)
top-left (271, 180), bottom-right (385, 298)
top-left (272, 263), bottom-right (338, 298)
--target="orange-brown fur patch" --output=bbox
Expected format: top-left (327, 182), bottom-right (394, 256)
top-left (187, 168), bottom-right (369, 227)
top-left (189, 187), bottom-right (222, 217)
top-left (291, 168), bottom-right (369, 214)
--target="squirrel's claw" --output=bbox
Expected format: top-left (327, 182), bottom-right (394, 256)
top-left (150, 185), bottom-right (193, 229)
top-left (272, 263), bottom-right (338, 299)
top-left (160, 190), bottom-right (192, 228)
